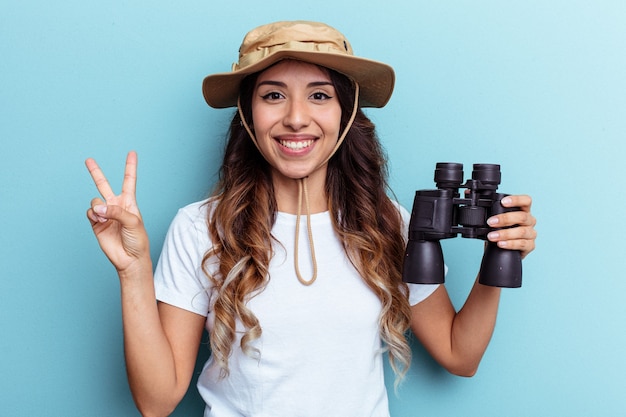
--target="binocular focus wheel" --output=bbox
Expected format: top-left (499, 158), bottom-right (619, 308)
top-left (457, 206), bottom-right (486, 227)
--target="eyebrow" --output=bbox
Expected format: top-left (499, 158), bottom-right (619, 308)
top-left (256, 80), bottom-right (334, 88)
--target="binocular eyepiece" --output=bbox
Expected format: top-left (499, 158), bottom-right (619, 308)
top-left (402, 163), bottom-right (522, 288)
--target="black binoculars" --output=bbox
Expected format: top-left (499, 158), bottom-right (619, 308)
top-left (402, 163), bottom-right (522, 288)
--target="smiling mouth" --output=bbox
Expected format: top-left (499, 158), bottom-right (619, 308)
top-left (279, 139), bottom-right (314, 150)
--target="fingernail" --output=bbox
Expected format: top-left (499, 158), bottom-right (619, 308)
top-left (501, 197), bottom-right (512, 206)
top-left (497, 240), bottom-right (508, 248)
top-left (94, 205), bottom-right (107, 215)
top-left (488, 231), bottom-right (499, 240)
top-left (487, 217), bottom-right (499, 226)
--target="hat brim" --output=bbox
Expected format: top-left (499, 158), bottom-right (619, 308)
top-left (202, 50), bottom-right (395, 109)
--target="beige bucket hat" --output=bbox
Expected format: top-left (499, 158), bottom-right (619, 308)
top-left (202, 21), bottom-right (395, 109)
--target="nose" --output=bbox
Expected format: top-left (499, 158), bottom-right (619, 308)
top-left (283, 98), bottom-right (311, 130)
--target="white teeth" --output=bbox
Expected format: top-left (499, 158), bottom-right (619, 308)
top-left (280, 140), bottom-right (313, 150)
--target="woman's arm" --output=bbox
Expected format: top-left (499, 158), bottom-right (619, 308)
top-left (86, 152), bottom-right (204, 416)
top-left (410, 282), bottom-right (500, 376)
top-left (410, 194), bottom-right (536, 376)
top-left (119, 266), bottom-right (205, 416)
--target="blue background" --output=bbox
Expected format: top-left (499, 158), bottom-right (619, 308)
top-left (1, 1), bottom-right (625, 416)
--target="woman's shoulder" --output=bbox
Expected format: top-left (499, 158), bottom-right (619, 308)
top-left (167, 197), bottom-right (218, 235)
top-left (175, 197), bottom-right (218, 220)
top-left (177, 197), bottom-right (211, 215)
top-left (389, 198), bottom-right (410, 223)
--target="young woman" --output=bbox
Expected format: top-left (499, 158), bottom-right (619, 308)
top-left (86, 21), bottom-right (537, 417)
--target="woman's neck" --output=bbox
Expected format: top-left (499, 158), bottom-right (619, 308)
top-left (273, 170), bottom-right (328, 214)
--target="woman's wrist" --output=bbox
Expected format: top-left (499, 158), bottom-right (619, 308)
top-left (117, 258), bottom-right (154, 283)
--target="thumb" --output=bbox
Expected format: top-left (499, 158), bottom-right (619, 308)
top-left (93, 204), bottom-right (142, 228)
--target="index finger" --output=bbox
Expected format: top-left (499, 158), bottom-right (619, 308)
top-left (121, 151), bottom-right (138, 197)
top-left (502, 194), bottom-right (532, 211)
top-left (85, 157), bottom-right (116, 201)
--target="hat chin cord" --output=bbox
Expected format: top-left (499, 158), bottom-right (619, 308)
top-left (237, 83), bottom-right (360, 286)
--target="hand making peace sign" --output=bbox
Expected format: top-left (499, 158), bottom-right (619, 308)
top-left (85, 151), bottom-right (151, 274)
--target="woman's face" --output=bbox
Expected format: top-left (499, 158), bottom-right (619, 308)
top-left (251, 60), bottom-right (342, 184)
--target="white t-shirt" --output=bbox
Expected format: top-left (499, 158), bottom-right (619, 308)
top-left (154, 199), bottom-right (439, 417)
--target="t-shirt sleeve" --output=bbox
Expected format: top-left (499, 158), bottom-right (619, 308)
top-left (395, 201), bottom-right (443, 306)
top-left (154, 204), bottom-right (213, 316)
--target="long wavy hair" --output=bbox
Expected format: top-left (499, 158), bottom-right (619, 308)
top-left (202, 63), bottom-right (412, 384)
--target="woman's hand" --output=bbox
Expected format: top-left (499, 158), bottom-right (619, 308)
top-left (486, 194), bottom-right (537, 259)
top-left (85, 151), bottom-right (150, 274)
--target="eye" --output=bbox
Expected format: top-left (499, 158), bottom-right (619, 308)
top-left (261, 91), bottom-right (284, 101)
top-left (311, 91), bottom-right (332, 101)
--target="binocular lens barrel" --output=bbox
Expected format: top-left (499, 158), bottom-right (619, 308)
top-left (471, 164), bottom-right (501, 187)
top-left (434, 162), bottom-right (464, 188)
